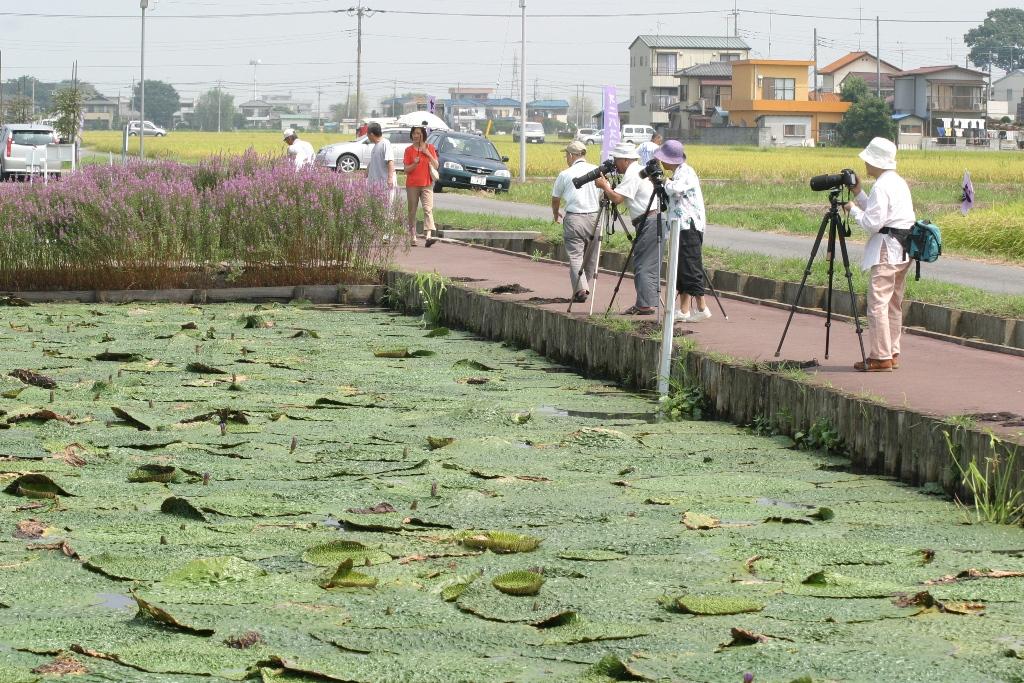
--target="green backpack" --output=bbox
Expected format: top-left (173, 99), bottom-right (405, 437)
top-left (881, 219), bottom-right (943, 281)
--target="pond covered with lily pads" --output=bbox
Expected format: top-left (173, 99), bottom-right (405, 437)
top-left (1, 302), bottom-right (1024, 682)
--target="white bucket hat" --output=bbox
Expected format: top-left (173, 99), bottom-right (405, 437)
top-left (610, 142), bottom-right (640, 160)
top-left (858, 137), bottom-right (897, 170)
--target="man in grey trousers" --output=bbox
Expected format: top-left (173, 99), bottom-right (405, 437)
top-left (551, 141), bottom-right (601, 302)
top-left (596, 143), bottom-right (658, 315)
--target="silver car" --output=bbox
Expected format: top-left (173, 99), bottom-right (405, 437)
top-left (315, 127), bottom-right (412, 173)
top-left (1, 124), bottom-right (59, 179)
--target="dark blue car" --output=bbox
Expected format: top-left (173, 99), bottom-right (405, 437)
top-left (427, 130), bottom-right (511, 193)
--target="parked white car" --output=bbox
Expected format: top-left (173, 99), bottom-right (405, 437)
top-left (127, 120), bottom-right (167, 137)
top-left (315, 127), bottom-right (412, 173)
top-left (1, 124), bottom-right (60, 179)
top-left (575, 128), bottom-right (603, 145)
top-left (621, 124), bottom-right (655, 145)
top-left (512, 121), bottom-right (545, 143)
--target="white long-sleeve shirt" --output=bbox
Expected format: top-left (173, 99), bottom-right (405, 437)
top-left (848, 169), bottom-right (915, 271)
top-left (665, 163), bottom-right (706, 233)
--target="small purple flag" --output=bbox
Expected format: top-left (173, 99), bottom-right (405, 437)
top-left (960, 170), bottom-right (974, 216)
top-left (601, 86), bottom-right (621, 162)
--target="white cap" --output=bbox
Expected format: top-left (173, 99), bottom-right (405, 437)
top-left (283, 128), bottom-right (297, 140)
top-left (610, 142), bottom-right (639, 160)
top-left (858, 137), bottom-right (897, 170)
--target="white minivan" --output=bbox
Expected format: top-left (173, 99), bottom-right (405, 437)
top-left (512, 122), bottom-right (545, 144)
top-left (621, 125), bottom-right (655, 145)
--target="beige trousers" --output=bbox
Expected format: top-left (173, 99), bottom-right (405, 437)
top-left (866, 246), bottom-right (911, 360)
top-left (406, 185), bottom-right (435, 237)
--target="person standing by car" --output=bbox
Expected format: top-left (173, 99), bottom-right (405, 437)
top-left (595, 142), bottom-right (658, 315)
top-left (551, 141), bottom-right (601, 302)
top-left (283, 129), bottom-right (315, 169)
top-left (366, 122), bottom-right (396, 199)
top-left (655, 140), bottom-right (711, 322)
top-left (843, 137), bottom-right (915, 372)
top-left (402, 126), bottom-right (438, 247)
top-left (637, 131), bottom-right (662, 166)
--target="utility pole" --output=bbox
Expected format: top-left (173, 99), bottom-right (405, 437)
top-left (392, 79), bottom-right (397, 117)
top-left (519, 0), bottom-right (526, 183)
top-left (812, 28), bottom-right (818, 99)
top-left (511, 53), bottom-right (518, 100)
top-left (533, 77), bottom-right (538, 102)
top-left (875, 17), bottom-right (880, 98)
top-left (347, 4), bottom-right (378, 126)
top-left (768, 10), bottom-right (773, 57)
top-left (731, 0), bottom-right (739, 37)
top-left (30, 79), bottom-right (34, 120)
top-left (217, 80), bottom-right (222, 133)
top-left (316, 83), bottom-right (322, 130)
top-left (140, 0), bottom-right (148, 158)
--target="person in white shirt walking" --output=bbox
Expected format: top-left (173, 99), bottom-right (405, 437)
top-left (596, 142), bottom-right (658, 315)
top-left (656, 140), bottom-right (711, 322)
top-left (636, 131), bottom-right (662, 166)
top-left (283, 129), bottom-right (315, 169)
top-left (366, 122), bottom-right (396, 197)
top-left (843, 137), bottom-right (915, 372)
top-left (551, 141), bottom-right (601, 302)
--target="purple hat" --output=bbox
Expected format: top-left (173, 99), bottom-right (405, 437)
top-left (654, 139), bottom-right (686, 165)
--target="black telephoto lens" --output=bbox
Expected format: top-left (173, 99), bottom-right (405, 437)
top-left (809, 168), bottom-right (858, 192)
top-left (571, 158), bottom-right (616, 189)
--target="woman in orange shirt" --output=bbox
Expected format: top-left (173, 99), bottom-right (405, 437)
top-left (402, 126), bottom-right (439, 247)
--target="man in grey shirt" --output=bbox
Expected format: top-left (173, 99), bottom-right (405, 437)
top-left (366, 122), bottom-right (395, 194)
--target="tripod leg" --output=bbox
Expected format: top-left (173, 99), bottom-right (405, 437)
top-left (775, 211), bottom-right (831, 357)
top-left (605, 232), bottom-right (641, 315)
top-left (567, 207), bottom-right (603, 314)
top-left (589, 209), bottom-right (613, 316)
top-left (836, 230), bottom-right (869, 367)
top-left (702, 268), bottom-right (729, 320)
top-left (824, 212), bottom-right (838, 359)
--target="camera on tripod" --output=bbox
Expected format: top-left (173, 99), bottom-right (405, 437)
top-left (572, 159), bottom-right (617, 189)
top-left (638, 158), bottom-right (664, 183)
top-left (809, 168), bottom-right (858, 192)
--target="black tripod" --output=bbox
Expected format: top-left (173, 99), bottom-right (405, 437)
top-left (606, 182), bottom-right (668, 315)
top-left (566, 195), bottom-right (632, 315)
top-left (775, 189), bottom-right (867, 364)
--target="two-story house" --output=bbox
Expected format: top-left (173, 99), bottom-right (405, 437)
top-left (82, 95), bottom-right (126, 130)
top-left (668, 62), bottom-right (733, 130)
top-left (989, 69), bottom-right (1024, 120)
top-left (527, 100), bottom-right (569, 123)
top-left (818, 51), bottom-right (900, 99)
top-left (892, 65), bottom-right (988, 138)
top-left (723, 60), bottom-right (850, 145)
top-left (628, 35), bottom-right (751, 127)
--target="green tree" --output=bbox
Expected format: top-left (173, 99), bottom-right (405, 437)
top-left (839, 76), bottom-right (870, 104)
top-left (132, 80), bottom-right (180, 127)
top-left (838, 97), bottom-right (897, 148)
top-left (3, 96), bottom-right (33, 122)
top-left (194, 88), bottom-right (235, 131)
top-left (964, 8), bottom-right (1024, 72)
top-left (52, 88), bottom-right (84, 142)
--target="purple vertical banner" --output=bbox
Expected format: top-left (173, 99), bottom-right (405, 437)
top-left (428, 96), bottom-right (437, 114)
top-left (601, 86), bottom-right (621, 162)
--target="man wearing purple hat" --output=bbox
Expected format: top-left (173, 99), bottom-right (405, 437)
top-left (656, 139), bottom-right (710, 322)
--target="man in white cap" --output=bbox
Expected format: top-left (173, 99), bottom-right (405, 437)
top-left (843, 137), bottom-right (915, 372)
top-left (551, 140), bottom-right (601, 302)
top-left (595, 142), bottom-right (658, 315)
top-left (283, 129), bottom-right (315, 170)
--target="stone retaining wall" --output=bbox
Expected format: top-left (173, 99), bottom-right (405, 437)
top-left (2, 284), bottom-right (386, 305)
top-left (386, 269), bottom-right (1021, 496)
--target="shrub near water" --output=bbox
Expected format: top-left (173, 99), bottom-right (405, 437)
top-left (0, 153), bottom-right (403, 291)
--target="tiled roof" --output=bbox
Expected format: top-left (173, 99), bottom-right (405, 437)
top-left (528, 99), bottom-right (569, 109)
top-left (676, 62), bottom-right (734, 78)
top-left (897, 65), bottom-right (987, 78)
top-left (630, 35), bottom-right (751, 50)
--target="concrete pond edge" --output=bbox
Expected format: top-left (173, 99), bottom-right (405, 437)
top-left (1, 283), bottom-right (387, 305)
top-left (433, 230), bottom-right (1024, 355)
top-left (385, 268), bottom-right (1022, 497)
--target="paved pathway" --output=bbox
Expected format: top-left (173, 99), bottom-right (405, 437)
top-left (433, 192), bottom-right (1024, 295)
top-left (394, 240), bottom-right (1024, 437)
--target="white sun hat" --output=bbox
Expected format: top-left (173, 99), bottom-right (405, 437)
top-left (610, 142), bottom-right (640, 160)
top-left (858, 137), bottom-right (897, 170)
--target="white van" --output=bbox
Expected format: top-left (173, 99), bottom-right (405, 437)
top-left (512, 122), bottom-right (545, 144)
top-left (621, 125), bottom-right (655, 145)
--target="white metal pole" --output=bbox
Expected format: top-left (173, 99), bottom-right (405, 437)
top-left (657, 218), bottom-right (681, 397)
top-left (139, 0), bottom-right (147, 158)
top-left (518, 0), bottom-right (527, 183)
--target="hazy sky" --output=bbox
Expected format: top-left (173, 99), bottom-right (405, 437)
top-left (1, 0), bottom-right (1008, 110)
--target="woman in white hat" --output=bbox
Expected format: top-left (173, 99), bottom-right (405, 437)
top-left (843, 137), bottom-right (915, 372)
